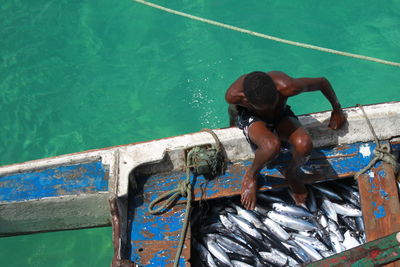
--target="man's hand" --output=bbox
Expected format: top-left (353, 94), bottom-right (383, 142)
top-left (329, 108), bottom-right (347, 130)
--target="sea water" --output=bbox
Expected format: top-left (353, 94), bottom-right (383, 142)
top-left (1, 0), bottom-right (399, 266)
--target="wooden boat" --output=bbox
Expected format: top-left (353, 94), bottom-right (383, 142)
top-left (1, 102), bottom-right (400, 266)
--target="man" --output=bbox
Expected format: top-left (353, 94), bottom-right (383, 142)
top-left (225, 71), bottom-right (346, 210)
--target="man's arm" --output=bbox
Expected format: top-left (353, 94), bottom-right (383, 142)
top-left (273, 72), bottom-right (346, 130)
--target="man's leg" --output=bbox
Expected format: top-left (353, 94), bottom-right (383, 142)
top-left (242, 121), bottom-right (281, 210)
top-left (276, 117), bottom-right (313, 205)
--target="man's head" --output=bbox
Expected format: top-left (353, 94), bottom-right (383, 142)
top-left (243, 71), bottom-right (278, 110)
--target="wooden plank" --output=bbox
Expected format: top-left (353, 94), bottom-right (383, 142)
top-left (358, 162), bottom-right (400, 243)
top-left (306, 232), bottom-right (400, 267)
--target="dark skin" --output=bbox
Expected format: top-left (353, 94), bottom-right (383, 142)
top-left (225, 71), bottom-right (347, 210)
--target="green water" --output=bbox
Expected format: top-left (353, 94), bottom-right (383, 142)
top-left (1, 0), bottom-right (399, 266)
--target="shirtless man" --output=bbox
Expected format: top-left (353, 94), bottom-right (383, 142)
top-left (225, 71), bottom-right (347, 210)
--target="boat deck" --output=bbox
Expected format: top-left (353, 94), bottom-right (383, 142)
top-left (127, 140), bottom-right (400, 266)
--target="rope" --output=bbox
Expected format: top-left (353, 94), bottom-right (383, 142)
top-left (148, 129), bottom-right (224, 266)
top-left (133, 0), bottom-right (400, 68)
top-left (354, 104), bottom-right (399, 179)
top-left (148, 153), bottom-right (192, 267)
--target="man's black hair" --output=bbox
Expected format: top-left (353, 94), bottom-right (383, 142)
top-left (243, 71), bottom-right (278, 106)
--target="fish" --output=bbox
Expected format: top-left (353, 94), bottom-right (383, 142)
top-left (233, 204), bottom-right (265, 229)
top-left (342, 230), bottom-right (361, 250)
top-left (231, 260), bottom-right (254, 267)
top-left (226, 253), bottom-right (255, 265)
top-left (328, 230), bottom-right (345, 253)
top-left (193, 178), bottom-right (367, 267)
top-left (290, 233), bottom-right (329, 251)
top-left (312, 184), bottom-right (343, 201)
top-left (262, 217), bottom-right (290, 241)
top-left (328, 219), bottom-right (344, 242)
top-left (215, 235), bottom-right (254, 257)
top-left (267, 211), bottom-right (318, 231)
top-left (192, 237), bottom-right (218, 267)
top-left (205, 236), bottom-right (233, 267)
top-left (259, 251), bottom-right (288, 266)
top-left (227, 213), bottom-right (263, 240)
top-left (331, 203), bottom-right (362, 217)
top-left (272, 203), bottom-right (314, 217)
top-left (270, 248), bottom-right (299, 267)
top-left (355, 216), bottom-right (365, 232)
top-left (306, 186), bottom-right (318, 213)
top-left (321, 195), bottom-right (338, 222)
top-left (293, 239), bottom-right (323, 261)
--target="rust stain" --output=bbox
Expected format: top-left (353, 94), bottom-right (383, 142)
top-left (131, 239), bottom-right (191, 266)
top-left (140, 229), bottom-right (155, 239)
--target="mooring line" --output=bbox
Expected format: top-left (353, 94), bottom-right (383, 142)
top-left (134, 0), bottom-right (400, 68)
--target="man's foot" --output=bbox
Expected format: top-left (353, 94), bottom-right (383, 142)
top-left (241, 171), bottom-right (259, 210)
top-left (286, 176), bottom-right (308, 205)
top-left (300, 169), bottom-right (325, 184)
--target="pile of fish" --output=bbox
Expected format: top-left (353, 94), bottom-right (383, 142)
top-left (191, 179), bottom-right (365, 267)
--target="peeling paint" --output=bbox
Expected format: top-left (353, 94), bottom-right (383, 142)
top-left (372, 202), bottom-right (386, 219)
top-left (360, 144), bottom-right (371, 158)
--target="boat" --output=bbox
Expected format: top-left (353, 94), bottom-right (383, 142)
top-left (1, 102), bottom-right (400, 266)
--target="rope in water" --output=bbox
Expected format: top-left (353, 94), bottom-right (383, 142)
top-left (133, 0), bottom-right (400, 68)
top-left (354, 104), bottom-right (399, 179)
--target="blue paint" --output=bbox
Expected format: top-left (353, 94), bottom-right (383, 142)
top-left (378, 169), bottom-right (386, 178)
top-left (372, 201), bottom-right (386, 219)
top-left (379, 189), bottom-right (389, 200)
top-left (0, 161), bottom-right (108, 202)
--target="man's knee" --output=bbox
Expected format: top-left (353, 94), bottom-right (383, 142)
top-left (258, 137), bottom-right (281, 157)
top-left (292, 135), bottom-right (313, 156)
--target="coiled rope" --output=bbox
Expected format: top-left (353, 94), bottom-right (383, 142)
top-left (133, 0), bottom-right (400, 68)
top-left (354, 104), bottom-right (399, 179)
top-left (148, 129), bottom-right (224, 266)
top-left (148, 154), bottom-right (192, 267)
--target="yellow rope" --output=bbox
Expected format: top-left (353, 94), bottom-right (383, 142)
top-left (133, 0), bottom-right (400, 68)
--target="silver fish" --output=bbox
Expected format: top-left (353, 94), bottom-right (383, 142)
top-left (272, 203), bottom-right (314, 217)
top-left (205, 236), bottom-right (233, 267)
top-left (320, 250), bottom-right (334, 258)
top-left (227, 213), bottom-right (263, 240)
top-left (313, 184), bottom-right (343, 201)
top-left (355, 216), bottom-right (365, 232)
top-left (291, 233), bottom-right (329, 251)
top-left (332, 203), bottom-right (362, 217)
top-left (267, 211), bottom-right (318, 231)
top-left (234, 204), bottom-right (265, 229)
top-left (318, 212), bottom-right (329, 229)
top-left (307, 186), bottom-right (318, 213)
top-left (262, 217), bottom-right (290, 241)
top-left (219, 214), bottom-right (236, 232)
top-left (192, 238), bottom-right (217, 267)
top-left (321, 195), bottom-right (338, 222)
top-left (328, 219), bottom-right (344, 242)
top-left (259, 251), bottom-right (288, 266)
top-left (254, 204), bottom-right (270, 216)
top-left (270, 248), bottom-right (299, 267)
top-left (342, 230), bottom-right (361, 250)
top-left (231, 260), bottom-right (253, 267)
top-left (329, 230), bottom-right (345, 253)
top-left (215, 235), bottom-right (253, 257)
top-left (293, 239), bottom-right (323, 261)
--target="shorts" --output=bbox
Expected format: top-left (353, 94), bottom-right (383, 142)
top-left (236, 105), bottom-right (298, 151)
